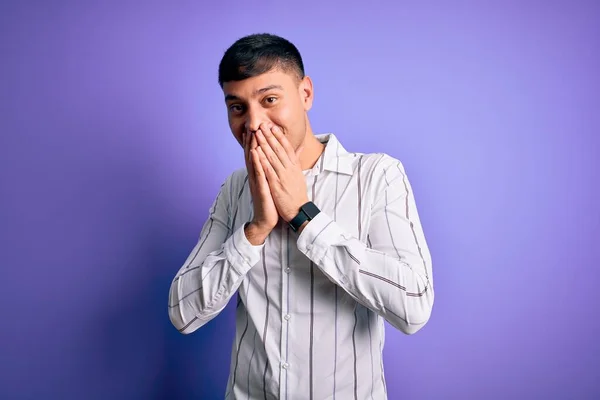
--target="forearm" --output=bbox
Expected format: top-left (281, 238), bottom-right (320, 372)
top-left (169, 223), bottom-right (264, 334)
top-left (297, 212), bottom-right (434, 334)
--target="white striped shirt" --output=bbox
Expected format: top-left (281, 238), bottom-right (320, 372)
top-left (168, 133), bottom-right (434, 400)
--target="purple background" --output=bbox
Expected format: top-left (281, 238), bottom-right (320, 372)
top-left (1, 1), bottom-right (598, 399)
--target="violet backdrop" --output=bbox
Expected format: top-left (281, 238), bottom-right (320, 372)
top-left (1, 1), bottom-right (599, 399)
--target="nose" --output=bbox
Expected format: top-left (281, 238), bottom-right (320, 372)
top-left (244, 106), bottom-right (267, 134)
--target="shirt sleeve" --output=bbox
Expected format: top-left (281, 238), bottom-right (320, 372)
top-left (296, 157), bottom-right (434, 334)
top-left (168, 174), bottom-right (263, 334)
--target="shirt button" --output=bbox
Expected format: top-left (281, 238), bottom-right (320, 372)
top-left (285, 268), bottom-right (291, 274)
top-left (284, 314), bottom-right (291, 321)
top-left (282, 362), bottom-right (290, 369)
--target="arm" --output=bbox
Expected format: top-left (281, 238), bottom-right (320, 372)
top-left (296, 157), bottom-right (434, 334)
top-left (168, 175), bottom-right (264, 334)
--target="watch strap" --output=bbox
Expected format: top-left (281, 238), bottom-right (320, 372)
top-left (289, 201), bottom-right (320, 232)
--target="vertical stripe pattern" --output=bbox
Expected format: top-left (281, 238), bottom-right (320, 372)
top-left (169, 133), bottom-right (434, 400)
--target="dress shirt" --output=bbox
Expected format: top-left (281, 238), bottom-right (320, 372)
top-left (168, 133), bottom-right (434, 400)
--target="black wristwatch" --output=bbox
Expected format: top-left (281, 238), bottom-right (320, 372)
top-left (288, 201), bottom-right (321, 232)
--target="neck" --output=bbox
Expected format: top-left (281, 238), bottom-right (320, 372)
top-left (299, 131), bottom-right (325, 171)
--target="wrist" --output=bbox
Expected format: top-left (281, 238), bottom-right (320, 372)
top-left (244, 221), bottom-right (271, 245)
top-left (288, 201), bottom-right (320, 233)
top-left (295, 220), bottom-right (309, 234)
top-left (285, 200), bottom-right (310, 222)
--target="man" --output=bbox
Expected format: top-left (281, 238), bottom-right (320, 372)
top-left (168, 33), bottom-right (434, 400)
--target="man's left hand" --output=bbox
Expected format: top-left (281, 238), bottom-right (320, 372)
top-left (255, 123), bottom-right (309, 223)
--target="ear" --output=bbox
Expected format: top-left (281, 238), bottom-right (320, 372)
top-left (299, 76), bottom-right (314, 112)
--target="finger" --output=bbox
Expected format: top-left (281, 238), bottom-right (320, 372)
top-left (250, 131), bottom-right (258, 152)
top-left (262, 124), bottom-right (291, 167)
top-left (269, 125), bottom-right (297, 163)
top-left (250, 132), bottom-right (260, 174)
top-left (256, 129), bottom-right (285, 175)
top-left (252, 148), bottom-right (274, 196)
top-left (250, 148), bottom-right (265, 180)
top-left (257, 146), bottom-right (279, 184)
top-left (244, 132), bottom-right (254, 174)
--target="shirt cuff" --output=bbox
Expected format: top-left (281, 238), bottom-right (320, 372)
top-left (225, 223), bottom-right (265, 274)
top-left (296, 211), bottom-right (345, 264)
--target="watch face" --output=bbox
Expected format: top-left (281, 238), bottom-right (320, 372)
top-left (302, 201), bottom-right (320, 218)
top-left (289, 202), bottom-right (320, 232)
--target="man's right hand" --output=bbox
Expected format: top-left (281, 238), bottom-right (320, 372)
top-left (243, 126), bottom-right (279, 245)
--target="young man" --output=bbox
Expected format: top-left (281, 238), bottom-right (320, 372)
top-left (168, 33), bottom-right (434, 400)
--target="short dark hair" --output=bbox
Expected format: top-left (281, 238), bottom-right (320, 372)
top-left (218, 33), bottom-right (305, 87)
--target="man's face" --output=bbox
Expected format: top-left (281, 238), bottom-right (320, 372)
top-left (222, 68), bottom-right (313, 152)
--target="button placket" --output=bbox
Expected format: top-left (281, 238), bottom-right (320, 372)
top-left (279, 222), bottom-right (291, 393)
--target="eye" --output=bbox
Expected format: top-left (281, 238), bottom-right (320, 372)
top-left (229, 104), bottom-right (244, 113)
top-left (264, 96), bottom-right (277, 104)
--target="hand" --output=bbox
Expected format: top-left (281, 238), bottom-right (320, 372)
top-left (255, 123), bottom-right (309, 222)
top-left (243, 128), bottom-right (279, 240)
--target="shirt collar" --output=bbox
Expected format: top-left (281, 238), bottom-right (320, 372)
top-left (304, 133), bottom-right (354, 176)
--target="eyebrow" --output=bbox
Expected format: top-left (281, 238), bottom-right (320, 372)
top-left (224, 84), bottom-right (284, 102)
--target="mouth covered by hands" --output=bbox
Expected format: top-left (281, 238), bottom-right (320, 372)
top-left (248, 122), bottom-right (308, 223)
